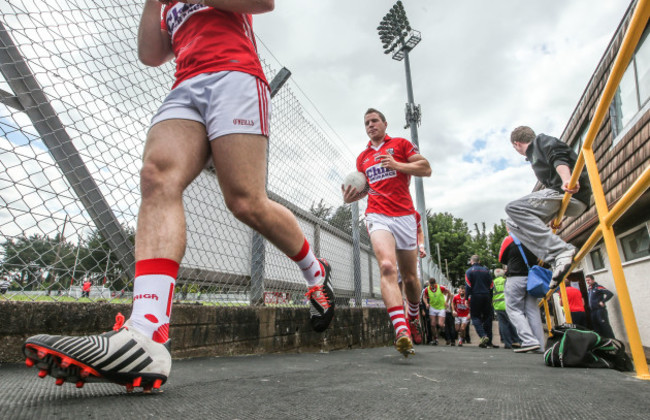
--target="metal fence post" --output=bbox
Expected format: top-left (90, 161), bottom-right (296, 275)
top-left (351, 201), bottom-right (362, 307)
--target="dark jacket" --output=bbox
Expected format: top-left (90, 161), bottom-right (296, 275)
top-left (465, 264), bottom-right (493, 297)
top-left (499, 235), bottom-right (539, 277)
top-left (526, 134), bottom-right (591, 205)
top-left (588, 282), bottom-right (614, 310)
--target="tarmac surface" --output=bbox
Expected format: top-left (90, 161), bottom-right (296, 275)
top-left (1, 342), bottom-right (649, 419)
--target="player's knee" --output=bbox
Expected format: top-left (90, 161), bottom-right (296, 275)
top-left (140, 163), bottom-right (167, 200)
top-left (226, 196), bottom-right (264, 228)
top-left (379, 260), bottom-right (397, 277)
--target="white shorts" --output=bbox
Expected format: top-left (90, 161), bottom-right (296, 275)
top-left (150, 71), bottom-right (271, 141)
top-left (366, 213), bottom-right (417, 251)
top-left (455, 316), bottom-right (470, 325)
top-left (429, 308), bottom-right (446, 318)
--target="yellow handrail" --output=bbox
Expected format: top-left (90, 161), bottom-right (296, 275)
top-left (540, 0), bottom-right (650, 380)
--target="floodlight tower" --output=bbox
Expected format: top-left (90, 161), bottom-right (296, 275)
top-left (377, 1), bottom-right (431, 270)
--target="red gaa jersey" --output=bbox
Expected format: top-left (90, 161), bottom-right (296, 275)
top-left (356, 135), bottom-right (419, 217)
top-left (162, 2), bottom-right (267, 89)
top-left (453, 294), bottom-right (469, 317)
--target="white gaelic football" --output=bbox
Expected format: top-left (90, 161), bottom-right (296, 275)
top-left (343, 171), bottom-right (368, 193)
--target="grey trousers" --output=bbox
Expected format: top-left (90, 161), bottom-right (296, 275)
top-left (505, 188), bottom-right (586, 262)
top-left (505, 276), bottom-right (545, 350)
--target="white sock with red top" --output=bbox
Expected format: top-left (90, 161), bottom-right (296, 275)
top-left (406, 300), bottom-right (420, 320)
top-left (289, 238), bottom-right (324, 287)
top-left (129, 258), bottom-right (178, 343)
top-left (388, 306), bottom-right (409, 335)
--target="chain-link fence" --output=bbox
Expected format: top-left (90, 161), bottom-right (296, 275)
top-left (0, 1), bottom-right (447, 307)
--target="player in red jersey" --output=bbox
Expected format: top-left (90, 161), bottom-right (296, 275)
top-left (343, 108), bottom-right (431, 357)
top-left (452, 285), bottom-right (471, 346)
top-left (22, 0), bottom-right (334, 392)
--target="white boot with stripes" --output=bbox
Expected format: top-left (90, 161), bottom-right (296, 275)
top-left (22, 313), bottom-right (171, 392)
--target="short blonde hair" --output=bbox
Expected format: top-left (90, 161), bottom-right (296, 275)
top-left (494, 268), bottom-right (505, 277)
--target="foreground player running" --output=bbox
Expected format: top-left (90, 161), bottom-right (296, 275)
top-left (22, 0), bottom-right (335, 392)
top-left (342, 108), bottom-right (431, 357)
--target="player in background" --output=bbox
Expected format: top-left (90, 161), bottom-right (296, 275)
top-left (343, 108), bottom-right (431, 357)
top-left (422, 277), bottom-right (451, 345)
top-left (22, 0), bottom-right (334, 392)
top-left (452, 285), bottom-right (470, 346)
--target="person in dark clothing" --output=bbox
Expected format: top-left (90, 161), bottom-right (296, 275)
top-left (499, 234), bottom-right (545, 353)
top-left (586, 274), bottom-right (616, 338)
top-left (465, 255), bottom-right (497, 348)
top-left (506, 126), bottom-right (591, 287)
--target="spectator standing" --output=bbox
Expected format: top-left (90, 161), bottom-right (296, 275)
top-left (499, 234), bottom-right (545, 353)
top-left (493, 268), bottom-right (521, 349)
top-left (586, 275), bottom-right (616, 338)
top-left (82, 279), bottom-right (91, 298)
top-left (560, 278), bottom-right (587, 327)
top-left (465, 255), bottom-right (497, 348)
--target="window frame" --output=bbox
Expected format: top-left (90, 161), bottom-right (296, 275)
top-left (618, 222), bottom-right (650, 264)
top-left (610, 24), bottom-right (650, 147)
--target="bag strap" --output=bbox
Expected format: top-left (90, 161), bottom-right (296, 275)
top-left (509, 233), bottom-right (531, 269)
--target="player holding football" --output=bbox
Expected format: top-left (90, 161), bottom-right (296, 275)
top-left (342, 108), bottom-right (431, 357)
top-left (22, 0), bottom-right (335, 392)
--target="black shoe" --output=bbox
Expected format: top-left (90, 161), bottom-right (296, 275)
top-left (479, 336), bottom-right (489, 348)
top-left (306, 258), bottom-right (335, 332)
top-left (487, 343), bottom-right (499, 348)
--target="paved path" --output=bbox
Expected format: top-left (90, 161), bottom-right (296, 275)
top-left (1, 343), bottom-right (649, 419)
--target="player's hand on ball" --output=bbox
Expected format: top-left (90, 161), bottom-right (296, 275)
top-left (342, 184), bottom-right (360, 203)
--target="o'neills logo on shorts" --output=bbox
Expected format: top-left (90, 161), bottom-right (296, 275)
top-left (233, 119), bottom-right (255, 126)
top-left (133, 293), bottom-right (159, 301)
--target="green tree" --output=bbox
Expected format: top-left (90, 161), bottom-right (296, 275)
top-left (426, 212), bottom-right (471, 287)
top-left (488, 219), bottom-right (508, 267)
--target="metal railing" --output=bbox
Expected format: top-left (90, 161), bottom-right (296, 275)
top-left (540, 0), bottom-right (650, 380)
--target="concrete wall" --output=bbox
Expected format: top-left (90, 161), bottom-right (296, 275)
top-left (0, 301), bottom-right (395, 363)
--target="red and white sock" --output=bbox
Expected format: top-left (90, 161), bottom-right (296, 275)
top-left (129, 258), bottom-right (178, 343)
top-left (388, 306), bottom-right (408, 335)
top-left (289, 238), bottom-right (324, 287)
top-left (406, 300), bottom-right (420, 320)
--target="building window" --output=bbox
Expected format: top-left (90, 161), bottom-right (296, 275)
top-left (590, 247), bottom-right (605, 271)
top-left (610, 24), bottom-right (650, 143)
top-left (572, 124), bottom-right (588, 154)
top-left (619, 225), bottom-right (650, 262)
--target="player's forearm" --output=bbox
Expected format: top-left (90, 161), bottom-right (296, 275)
top-left (395, 159), bottom-right (431, 177)
top-left (138, 1), bottom-right (173, 66)
top-left (555, 164), bottom-right (573, 184)
top-left (179, 0), bottom-right (274, 13)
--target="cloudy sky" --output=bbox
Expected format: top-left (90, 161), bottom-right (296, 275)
top-left (254, 0), bottom-right (632, 230)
